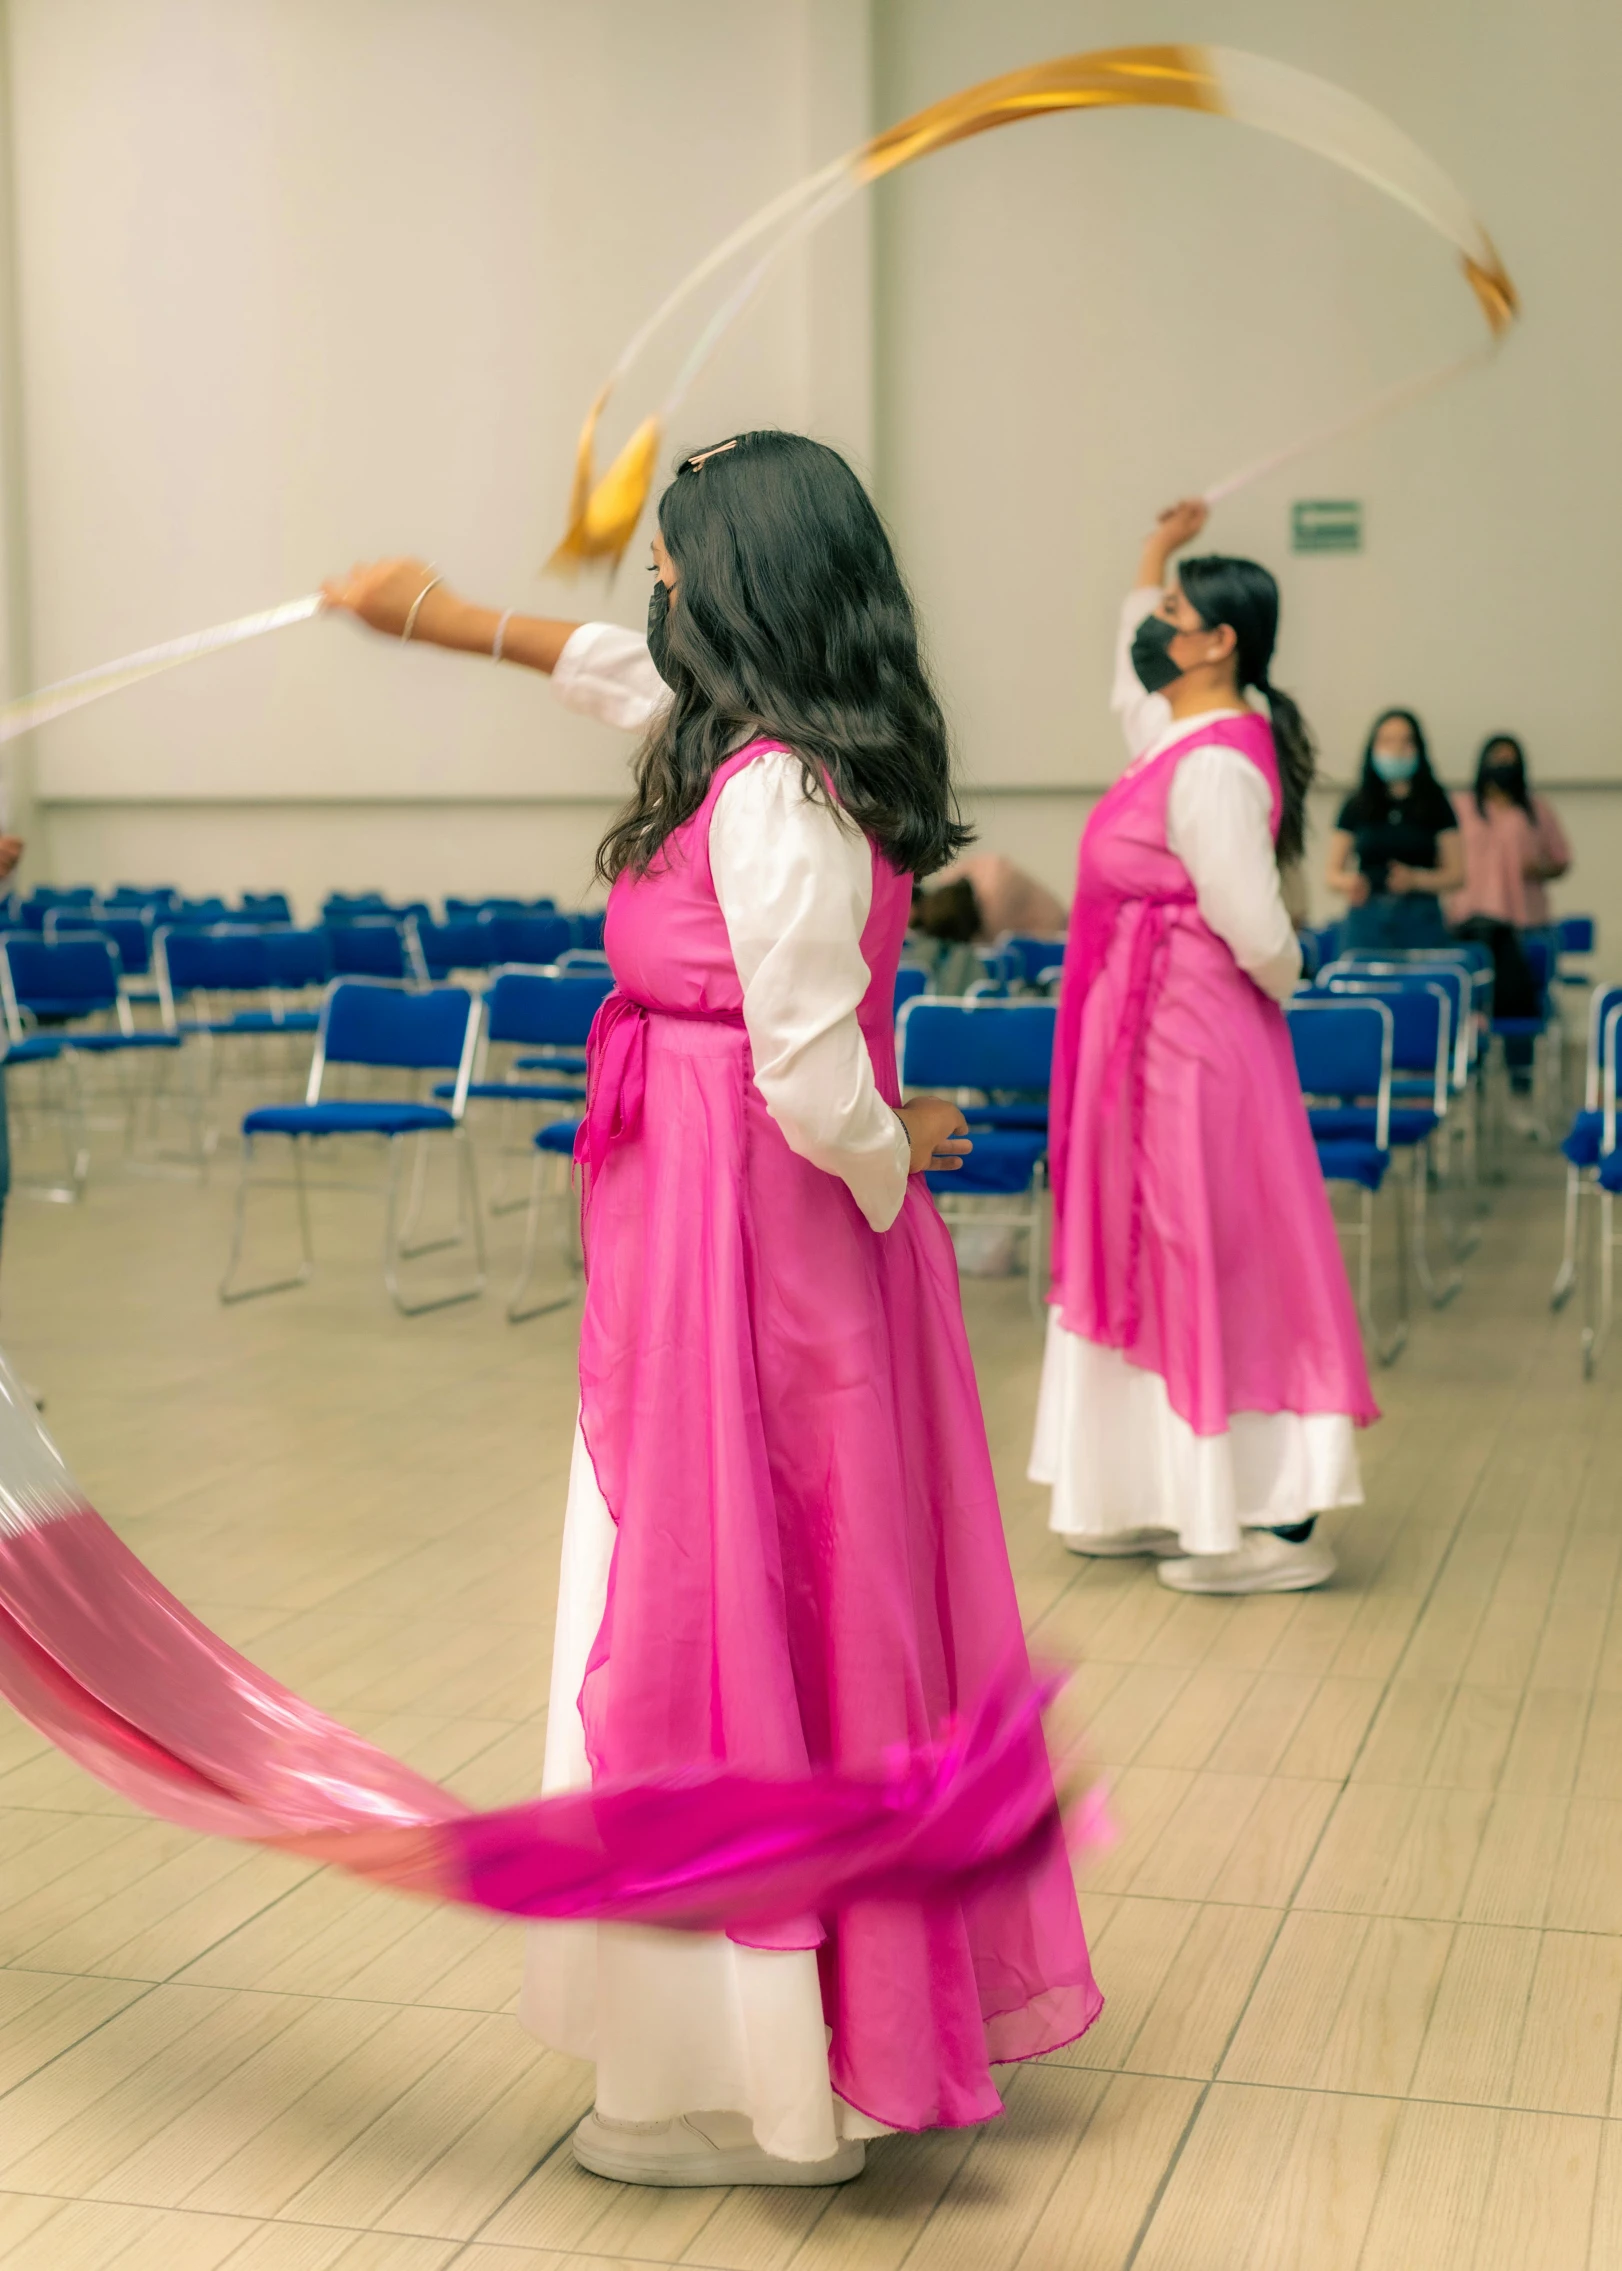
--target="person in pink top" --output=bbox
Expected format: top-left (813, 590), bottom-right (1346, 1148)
top-left (1450, 734), bottom-right (1571, 929)
top-left (918, 853), bottom-right (1069, 944)
top-left (1031, 499), bottom-right (1379, 1595)
top-left (324, 433), bottom-right (1099, 2188)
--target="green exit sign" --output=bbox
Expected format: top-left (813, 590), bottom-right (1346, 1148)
top-left (1292, 499), bottom-right (1363, 553)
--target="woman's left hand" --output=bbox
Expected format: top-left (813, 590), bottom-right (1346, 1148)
top-left (1385, 863), bottom-right (1417, 895)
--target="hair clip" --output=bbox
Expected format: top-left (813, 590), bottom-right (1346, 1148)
top-left (684, 439), bottom-right (740, 471)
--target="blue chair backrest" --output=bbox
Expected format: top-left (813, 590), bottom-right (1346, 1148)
top-left (1, 935), bottom-right (120, 1023)
top-left (897, 999), bottom-right (1056, 1093)
top-left (239, 893), bottom-right (292, 925)
top-left (484, 967), bottom-right (614, 1047)
top-left (571, 910), bottom-right (606, 952)
top-left (174, 897), bottom-right (229, 925)
top-left (159, 926), bottom-right (274, 997)
top-left (483, 912), bottom-right (572, 965)
top-left (894, 965), bottom-right (927, 1017)
top-left (1580, 983), bottom-right (1622, 1111)
top-left (1286, 996), bottom-right (1393, 1144)
top-left (446, 895), bottom-right (558, 920)
top-left (325, 920), bottom-right (413, 981)
top-left (1600, 996), bottom-right (1622, 1151)
top-left (321, 892), bottom-right (391, 923)
top-left (1322, 957), bottom-right (1470, 1085)
top-left (107, 885), bottom-right (178, 912)
top-left (317, 981), bottom-right (478, 1078)
top-left (1523, 935), bottom-right (1553, 995)
top-left (411, 917), bottom-right (495, 980)
top-left (1559, 915), bottom-right (1596, 957)
top-left (43, 911), bottom-right (154, 975)
top-left (263, 927), bottom-right (333, 990)
top-left (1324, 978), bottom-right (1449, 1105)
top-left (1000, 934), bottom-right (1068, 987)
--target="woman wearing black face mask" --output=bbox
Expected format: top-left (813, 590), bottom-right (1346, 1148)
top-left (1451, 734), bottom-right (1570, 935)
top-left (1033, 499), bottom-right (1377, 1599)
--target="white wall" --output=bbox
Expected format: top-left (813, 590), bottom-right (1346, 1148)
top-left (872, 0), bottom-right (1622, 950)
top-left (8, 0), bottom-right (872, 911)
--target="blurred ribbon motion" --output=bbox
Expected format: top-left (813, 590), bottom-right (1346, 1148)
top-left (0, 1357), bottom-right (1091, 1924)
top-left (551, 41), bottom-right (1518, 568)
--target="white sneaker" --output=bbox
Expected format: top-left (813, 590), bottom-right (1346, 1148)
top-left (571, 2109), bottom-right (867, 2188)
top-left (1157, 1531), bottom-right (1336, 1595)
top-left (1060, 1527), bottom-right (1181, 1559)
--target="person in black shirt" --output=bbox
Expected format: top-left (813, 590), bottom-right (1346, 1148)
top-left (1325, 708), bottom-right (1462, 947)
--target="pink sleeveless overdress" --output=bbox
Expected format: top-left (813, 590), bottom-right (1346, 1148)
top-left (1048, 714), bottom-right (1377, 1434)
top-left (566, 742), bottom-right (1099, 2133)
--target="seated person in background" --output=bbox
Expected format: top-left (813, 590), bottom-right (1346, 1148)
top-left (1450, 734), bottom-right (1570, 932)
top-left (1325, 707), bottom-right (1462, 948)
top-left (923, 852), bottom-right (1067, 943)
top-left (1450, 734), bottom-right (1569, 1093)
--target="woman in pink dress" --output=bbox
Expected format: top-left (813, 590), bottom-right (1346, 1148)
top-left (324, 431), bottom-right (1098, 2187)
top-left (1032, 499), bottom-right (1378, 1595)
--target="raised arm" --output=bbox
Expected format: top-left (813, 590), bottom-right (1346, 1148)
top-left (321, 557), bottom-right (581, 674)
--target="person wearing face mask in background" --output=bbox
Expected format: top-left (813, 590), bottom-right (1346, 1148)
top-left (1325, 710), bottom-right (1463, 949)
top-left (1031, 500), bottom-right (1377, 1596)
top-left (1449, 734), bottom-right (1570, 1099)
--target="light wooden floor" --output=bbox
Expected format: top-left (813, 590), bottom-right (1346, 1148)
top-left (0, 1105), bottom-right (1614, 2268)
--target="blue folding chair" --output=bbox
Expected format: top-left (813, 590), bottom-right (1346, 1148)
top-left (481, 911), bottom-right (573, 966)
top-left (43, 908), bottom-right (155, 979)
top-left (324, 919), bottom-right (425, 984)
top-left (571, 910), bottom-right (607, 952)
top-left (409, 916), bottom-right (497, 982)
top-left (897, 997), bottom-right (1054, 1316)
top-left (263, 926), bottom-right (333, 997)
top-left (239, 892), bottom-right (293, 926)
top-left (436, 967), bottom-right (604, 1216)
top-left (0, 934), bottom-right (187, 1189)
top-left (222, 980), bottom-right (485, 1314)
top-left (508, 1116), bottom-right (585, 1322)
top-left (1323, 976), bottom-right (1459, 1306)
top-left (999, 933), bottom-right (1069, 990)
top-left (1552, 981), bottom-right (1622, 1322)
top-left (1574, 994), bottom-right (1622, 1377)
top-left (1287, 994), bottom-right (1406, 1362)
top-left (155, 926), bottom-right (319, 1166)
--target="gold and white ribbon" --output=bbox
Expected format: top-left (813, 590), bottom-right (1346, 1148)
top-left (550, 42), bottom-right (1517, 569)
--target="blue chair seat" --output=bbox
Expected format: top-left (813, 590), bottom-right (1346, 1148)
top-left (927, 1127), bottom-right (1046, 1195)
top-left (535, 1119), bottom-right (581, 1155)
top-left (180, 1010), bottom-right (321, 1036)
top-left (2, 1036), bottom-right (63, 1064)
top-left (434, 1079), bottom-right (585, 1104)
top-left (514, 1053), bottom-right (588, 1076)
top-left (963, 1103), bottom-right (1049, 1131)
top-left (1309, 1104), bottom-right (1439, 1147)
top-left (1314, 1138), bottom-right (1390, 1191)
top-left (1599, 1150), bottom-right (1622, 1196)
top-left (69, 1030), bottom-right (183, 1053)
top-left (1564, 1110), bottom-right (1603, 1168)
top-left (243, 1100), bottom-right (455, 1138)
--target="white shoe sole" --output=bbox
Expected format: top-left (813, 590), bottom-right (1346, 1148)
top-left (571, 2113), bottom-right (866, 2188)
top-left (1157, 1545), bottom-right (1336, 1596)
top-left (1060, 1529), bottom-right (1180, 1559)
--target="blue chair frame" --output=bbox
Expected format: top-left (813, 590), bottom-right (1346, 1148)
top-left (1323, 976), bottom-right (1460, 1308)
top-left (1287, 994), bottom-right (1407, 1363)
top-left (221, 979), bottom-right (485, 1315)
top-left (897, 996), bottom-right (1054, 1317)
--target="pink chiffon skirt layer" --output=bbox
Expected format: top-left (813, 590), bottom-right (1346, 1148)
top-left (575, 1022), bottom-right (1099, 2134)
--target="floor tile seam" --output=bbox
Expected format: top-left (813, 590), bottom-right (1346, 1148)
top-left (3, 1960), bottom-right (514, 2018)
top-left (1281, 1904), bottom-right (1622, 1942)
top-left (457, 2104), bottom-right (631, 2259)
top-left (1119, 2063), bottom-right (1622, 2123)
top-left (0, 1974), bottom-right (164, 2108)
top-left (886, 2091), bottom-right (1087, 2271)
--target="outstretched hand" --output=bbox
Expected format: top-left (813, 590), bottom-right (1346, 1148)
top-left (1136, 497), bottom-right (1209, 592)
top-left (896, 1096), bottom-right (973, 1176)
top-left (320, 557), bottom-right (446, 637)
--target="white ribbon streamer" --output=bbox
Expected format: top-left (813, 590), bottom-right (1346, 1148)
top-left (0, 593), bottom-right (323, 745)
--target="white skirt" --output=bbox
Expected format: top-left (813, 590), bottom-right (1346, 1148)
top-left (517, 1426), bottom-right (891, 2162)
top-left (1028, 1315), bottom-right (1363, 1557)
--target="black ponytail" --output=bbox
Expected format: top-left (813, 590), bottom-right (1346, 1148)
top-left (1177, 553), bottom-right (1314, 869)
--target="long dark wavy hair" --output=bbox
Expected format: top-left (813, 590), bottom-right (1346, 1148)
top-left (1176, 554), bottom-right (1314, 867)
top-left (1473, 732), bottom-right (1533, 817)
top-left (1342, 708), bottom-right (1458, 834)
top-left (595, 431), bottom-right (968, 883)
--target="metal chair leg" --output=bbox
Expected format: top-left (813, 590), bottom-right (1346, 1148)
top-left (219, 1134), bottom-right (315, 1302)
top-left (1553, 1164), bottom-right (1582, 1310)
top-left (1584, 1186), bottom-right (1613, 1379)
top-left (383, 1131), bottom-right (486, 1315)
top-left (507, 1148), bottom-right (580, 1322)
top-left (1411, 1144), bottom-right (1462, 1308)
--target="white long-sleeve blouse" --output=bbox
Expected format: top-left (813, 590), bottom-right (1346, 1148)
top-left (551, 623), bottom-right (912, 1233)
top-left (1110, 590), bottom-right (1302, 1002)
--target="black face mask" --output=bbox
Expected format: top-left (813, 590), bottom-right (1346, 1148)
top-left (1130, 612), bottom-right (1188, 695)
top-left (1483, 761), bottom-right (1520, 792)
top-left (646, 575), bottom-right (673, 684)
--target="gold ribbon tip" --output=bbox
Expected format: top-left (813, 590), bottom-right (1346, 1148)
top-left (547, 411), bottom-right (664, 575)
